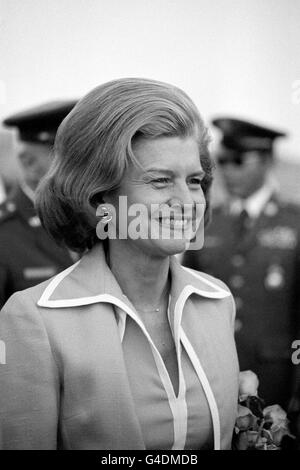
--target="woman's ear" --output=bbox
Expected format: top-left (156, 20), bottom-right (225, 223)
top-left (101, 192), bottom-right (108, 203)
top-left (101, 190), bottom-right (117, 205)
top-left (89, 192), bottom-right (104, 209)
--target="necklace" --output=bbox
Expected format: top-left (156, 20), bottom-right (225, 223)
top-left (137, 286), bottom-right (169, 314)
top-left (106, 247), bottom-right (170, 313)
top-left (138, 306), bottom-right (162, 313)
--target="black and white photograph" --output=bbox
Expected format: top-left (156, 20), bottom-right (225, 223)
top-left (0, 0), bottom-right (300, 455)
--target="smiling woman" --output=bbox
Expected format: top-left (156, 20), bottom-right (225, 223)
top-left (0, 78), bottom-right (239, 450)
top-left (36, 78), bottom-right (213, 253)
top-left (103, 135), bottom-right (207, 255)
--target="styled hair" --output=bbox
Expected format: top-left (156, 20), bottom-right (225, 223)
top-left (36, 78), bottom-right (214, 252)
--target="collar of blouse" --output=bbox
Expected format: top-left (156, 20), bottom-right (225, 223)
top-left (37, 242), bottom-right (230, 312)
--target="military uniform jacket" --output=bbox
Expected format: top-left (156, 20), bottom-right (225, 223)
top-left (0, 186), bottom-right (74, 308)
top-left (183, 196), bottom-right (300, 407)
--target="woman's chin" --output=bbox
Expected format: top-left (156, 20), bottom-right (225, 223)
top-left (151, 238), bottom-right (192, 256)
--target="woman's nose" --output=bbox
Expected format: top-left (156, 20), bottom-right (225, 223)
top-left (169, 182), bottom-right (194, 207)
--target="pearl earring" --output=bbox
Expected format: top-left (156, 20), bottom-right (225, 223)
top-left (97, 205), bottom-right (113, 224)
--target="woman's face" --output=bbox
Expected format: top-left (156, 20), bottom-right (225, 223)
top-left (104, 135), bottom-right (206, 257)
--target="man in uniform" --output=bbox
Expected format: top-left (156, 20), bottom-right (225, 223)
top-left (183, 117), bottom-right (300, 408)
top-left (0, 100), bottom-right (77, 309)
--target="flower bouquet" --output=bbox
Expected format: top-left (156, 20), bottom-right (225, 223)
top-left (233, 370), bottom-right (295, 450)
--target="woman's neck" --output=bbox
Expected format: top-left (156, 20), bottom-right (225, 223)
top-left (107, 240), bottom-right (170, 311)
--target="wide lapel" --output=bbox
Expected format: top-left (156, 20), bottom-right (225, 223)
top-left (168, 256), bottom-right (230, 330)
top-left (37, 243), bottom-right (146, 449)
top-left (167, 258), bottom-right (233, 450)
top-left (38, 243), bottom-right (140, 310)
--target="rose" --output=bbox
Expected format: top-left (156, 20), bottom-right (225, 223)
top-left (270, 427), bottom-right (289, 447)
top-left (234, 372), bottom-right (295, 450)
top-left (234, 431), bottom-right (262, 450)
top-left (263, 404), bottom-right (287, 426)
top-left (239, 370), bottom-right (259, 402)
top-left (236, 405), bottom-right (258, 431)
top-left (263, 405), bottom-right (293, 446)
top-left (234, 405), bottom-right (260, 450)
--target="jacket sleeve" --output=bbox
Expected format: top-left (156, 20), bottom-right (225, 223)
top-left (0, 291), bottom-right (59, 449)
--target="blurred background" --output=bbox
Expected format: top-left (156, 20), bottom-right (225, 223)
top-left (0, 0), bottom-right (299, 201)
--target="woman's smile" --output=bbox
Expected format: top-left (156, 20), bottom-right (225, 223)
top-left (158, 217), bottom-right (189, 229)
top-left (105, 135), bottom-right (206, 254)
top-left (154, 214), bottom-right (196, 232)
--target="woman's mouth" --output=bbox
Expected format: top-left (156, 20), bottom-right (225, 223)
top-left (157, 217), bottom-right (193, 230)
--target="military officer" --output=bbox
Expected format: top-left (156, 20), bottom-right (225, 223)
top-left (183, 117), bottom-right (300, 408)
top-left (0, 100), bottom-right (77, 309)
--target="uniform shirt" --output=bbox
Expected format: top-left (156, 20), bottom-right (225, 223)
top-left (115, 302), bottom-right (213, 450)
top-left (230, 182), bottom-right (276, 219)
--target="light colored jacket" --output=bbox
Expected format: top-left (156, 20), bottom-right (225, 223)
top-left (0, 243), bottom-right (239, 450)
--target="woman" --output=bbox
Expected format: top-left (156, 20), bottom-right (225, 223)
top-left (0, 78), bottom-right (239, 450)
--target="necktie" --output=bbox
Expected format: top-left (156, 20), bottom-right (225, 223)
top-left (236, 208), bottom-right (250, 240)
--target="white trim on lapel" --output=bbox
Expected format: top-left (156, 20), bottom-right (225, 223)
top-left (37, 260), bottom-right (230, 308)
top-left (180, 329), bottom-right (221, 450)
top-left (173, 285), bottom-right (222, 450)
top-left (38, 261), bottom-right (80, 307)
top-left (181, 267), bottom-right (230, 299)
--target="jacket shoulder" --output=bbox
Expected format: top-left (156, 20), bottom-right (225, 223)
top-left (279, 201), bottom-right (300, 218)
top-left (1, 277), bottom-right (55, 313)
top-left (273, 197), bottom-right (299, 211)
top-left (184, 266), bottom-right (232, 294)
top-left (271, 200), bottom-right (300, 231)
top-left (185, 267), bottom-right (236, 327)
top-left (278, 199), bottom-right (300, 210)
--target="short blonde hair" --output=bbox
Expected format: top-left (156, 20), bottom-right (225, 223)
top-left (36, 78), bottom-right (213, 252)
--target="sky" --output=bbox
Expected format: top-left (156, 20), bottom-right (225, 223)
top-left (0, 0), bottom-right (300, 161)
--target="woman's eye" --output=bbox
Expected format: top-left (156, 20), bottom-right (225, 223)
top-left (151, 177), bottom-right (170, 185)
top-left (189, 178), bottom-right (202, 186)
